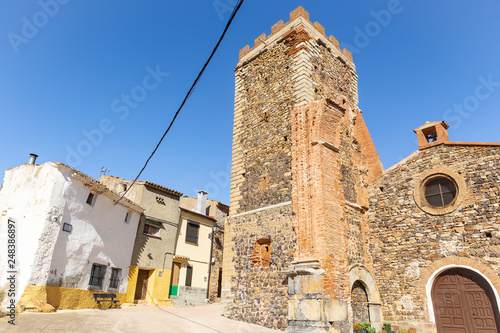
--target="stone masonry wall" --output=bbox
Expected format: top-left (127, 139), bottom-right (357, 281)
top-left (224, 6), bottom-right (384, 331)
top-left (347, 205), bottom-right (366, 266)
top-left (235, 43), bottom-right (294, 214)
top-left (223, 204), bottom-right (295, 330)
top-left (367, 145), bottom-right (500, 332)
top-left (208, 228), bottom-right (224, 302)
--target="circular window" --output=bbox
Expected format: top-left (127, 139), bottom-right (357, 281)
top-left (413, 168), bottom-right (466, 216)
top-left (424, 176), bottom-right (457, 208)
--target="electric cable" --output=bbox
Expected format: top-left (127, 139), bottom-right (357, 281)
top-left (115, 0), bottom-right (244, 205)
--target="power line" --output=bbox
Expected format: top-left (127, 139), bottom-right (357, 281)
top-left (115, 0), bottom-right (244, 205)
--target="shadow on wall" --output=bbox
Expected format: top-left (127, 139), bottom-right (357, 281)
top-left (132, 214), bottom-right (148, 266)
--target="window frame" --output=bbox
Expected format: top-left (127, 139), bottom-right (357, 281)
top-left (185, 221), bottom-right (200, 245)
top-left (143, 219), bottom-right (161, 237)
top-left (413, 168), bottom-right (466, 216)
top-left (108, 268), bottom-right (122, 291)
top-left (86, 192), bottom-right (95, 206)
top-left (423, 176), bottom-right (457, 208)
top-left (185, 265), bottom-right (193, 287)
top-left (88, 263), bottom-right (107, 290)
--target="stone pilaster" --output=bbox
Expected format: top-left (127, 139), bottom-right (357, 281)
top-left (287, 259), bottom-right (350, 333)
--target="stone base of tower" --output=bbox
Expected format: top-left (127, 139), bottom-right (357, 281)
top-left (287, 259), bottom-right (350, 333)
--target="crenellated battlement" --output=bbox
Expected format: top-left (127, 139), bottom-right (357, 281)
top-left (238, 6), bottom-right (354, 65)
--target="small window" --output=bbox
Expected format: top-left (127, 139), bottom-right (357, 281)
top-left (109, 268), bottom-right (121, 290)
top-left (424, 176), bottom-right (457, 208)
top-left (186, 221), bottom-right (200, 244)
top-left (185, 265), bottom-right (193, 287)
top-left (86, 192), bottom-right (95, 205)
top-left (124, 212), bottom-right (130, 223)
top-left (143, 223), bottom-right (159, 236)
top-left (89, 264), bottom-right (107, 289)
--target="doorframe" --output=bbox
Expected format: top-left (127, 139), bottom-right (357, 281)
top-left (426, 264), bottom-right (500, 324)
top-left (169, 262), bottom-right (182, 297)
top-left (349, 264), bottom-right (383, 332)
top-left (134, 269), bottom-right (151, 301)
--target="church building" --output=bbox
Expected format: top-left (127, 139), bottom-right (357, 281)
top-left (222, 6), bottom-right (500, 333)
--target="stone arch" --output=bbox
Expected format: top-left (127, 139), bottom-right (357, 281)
top-left (419, 256), bottom-right (500, 323)
top-left (349, 264), bottom-right (382, 331)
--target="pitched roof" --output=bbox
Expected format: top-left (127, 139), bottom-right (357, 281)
top-left (138, 181), bottom-right (183, 197)
top-left (51, 162), bottom-right (144, 212)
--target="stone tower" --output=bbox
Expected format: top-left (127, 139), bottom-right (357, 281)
top-left (222, 7), bottom-right (383, 332)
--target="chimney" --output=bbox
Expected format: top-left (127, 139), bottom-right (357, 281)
top-left (413, 121), bottom-right (450, 150)
top-left (196, 190), bottom-right (208, 215)
top-left (28, 153), bottom-right (38, 165)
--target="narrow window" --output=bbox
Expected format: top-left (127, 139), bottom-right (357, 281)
top-left (108, 268), bottom-right (121, 290)
top-left (89, 264), bottom-right (107, 289)
top-left (185, 265), bottom-right (193, 287)
top-left (185, 221), bottom-right (200, 245)
top-left (86, 192), bottom-right (95, 205)
top-left (124, 212), bottom-right (130, 223)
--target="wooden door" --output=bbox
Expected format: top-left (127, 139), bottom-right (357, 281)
top-left (170, 262), bottom-right (181, 296)
top-left (432, 268), bottom-right (500, 333)
top-left (134, 269), bottom-right (149, 300)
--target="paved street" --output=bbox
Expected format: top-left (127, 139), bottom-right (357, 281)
top-left (0, 304), bottom-right (279, 333)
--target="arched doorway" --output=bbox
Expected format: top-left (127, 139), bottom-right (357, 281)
top-left (432, 268), bottom-right (500, 333)
top-left (352, 280), bottom-right (370, 323)
top-left (349, 264), bottom-right (382, 332)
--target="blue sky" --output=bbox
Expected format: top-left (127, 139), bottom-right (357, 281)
top-left (1, 1), bottom-right (499, 204)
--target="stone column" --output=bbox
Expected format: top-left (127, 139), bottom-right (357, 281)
top-left (287, 259), bottom-right (349, 333)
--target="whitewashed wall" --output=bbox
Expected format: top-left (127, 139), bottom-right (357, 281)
top-left (0, 164), bottom-right (58, 309)
top-left (0, 162), bottom-right (142, 309)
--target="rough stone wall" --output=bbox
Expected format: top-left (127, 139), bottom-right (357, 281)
top-left (209, 204), bottom-right (228, 302)
top-left (367, 145), bottom-right (500, 330)
top-left (235, 43), bottom-right (294, 214)
top-left (208, 228), bottom-right (224, 302)
top-left (224, 6), bottom-right (383, 331)
top-left (223, 204), bottom-right (295, 330)
top-left (311, 44), bottom-right (358, 106)
top-left (347, 206), bottom-right (366, 266)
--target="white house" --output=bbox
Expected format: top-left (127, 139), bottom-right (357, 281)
top-left (0, 160), bottom-right (143, 311)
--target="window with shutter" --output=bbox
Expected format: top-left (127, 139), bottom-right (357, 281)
top-left (185, 221), bottom-right (200, 244)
